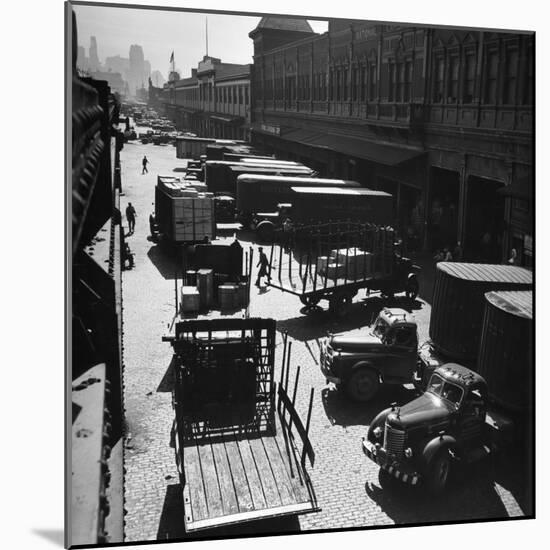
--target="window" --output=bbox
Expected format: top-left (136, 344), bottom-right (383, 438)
top-left (329, 69), bottom-right (334, 100)
top-left (503, 47), bottom-right (518, 104)
top-left (463, 52), bottom-right (476, 103)
top-left (448, 55), bottom-right (459, 102)
top-left (484, 49), bottom-right (498, 104)
top-left (360, 65), bottom-right (367, 101)
top-left (369, 63), bottom-right (377, 100)
top-left (239, 86), bottom-right (243, 105)
top-left (388, 62), bottom-right (396, 101)
top-left (343, 68), bottom-right (348, 100)
top-left (433, 57), bottom-right (445, 102)
top-left (404, 61), bottom-right (412, 102)
top-left (245, 86), bottom-right (249, 105)
top-left (351, 67), bottom-right (358, 101)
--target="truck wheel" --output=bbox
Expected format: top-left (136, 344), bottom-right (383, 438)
top-left (329, 292), bottom-right (352, 318)
top-left (426, 450), bottom-right (451, 494)
top-left (405, 277), bottom-right (419, 301)
top-left (346, 368), bottom-right (379, 402)
top-left (300, 295), bottom-right (320, 309)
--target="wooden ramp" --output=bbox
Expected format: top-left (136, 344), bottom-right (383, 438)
top-left (175, 415), bottom-right (316, 532)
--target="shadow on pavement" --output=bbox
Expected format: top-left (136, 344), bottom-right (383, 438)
top-left (321, 385), bottom-right (418, 428)
top-left (157, 356), bottom-right (175, 393)
top-left (364, 445), bottom-right (532, 525)
top-left (157, 484), bottom-right (301, 542)
top-left (147, 244), bottom-right (181, 280)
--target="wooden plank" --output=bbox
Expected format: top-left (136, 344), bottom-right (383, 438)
top-left (195, 440), bottom-right (224, 520)
top-left (235, 435), bottom-right (268, 511)
top-left (210, 436), bottom-right (239, 517)
top-left (223, 437), bottom-right (255, 514)
top-left (261, 434), bottom-right (301, 506)
top-left (182, 441), bottom-right (209, 524)
top-left (247, 434), bottom-right (282, 509)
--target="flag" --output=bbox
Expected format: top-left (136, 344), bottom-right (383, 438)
top-left (169, 51), bottom-right (174, 63)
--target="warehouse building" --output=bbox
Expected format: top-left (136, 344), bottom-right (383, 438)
top-left (249, 17), bottom-right (533, 264)
top-left (164, 56), bottom-right (251, 140)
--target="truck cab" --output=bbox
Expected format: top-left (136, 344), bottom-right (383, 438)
top-left (320, 308), bottom-right (419, 402)
top-left (363, 363), bottom-right (514, 493)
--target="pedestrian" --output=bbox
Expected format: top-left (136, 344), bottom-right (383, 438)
top-left (443, 246), bottom-right (453, 262)
top-left (453, 241), bottom-right (463, 262)
top-left (126, 202), bottom-right (137, 234)
top-left (507, 248), bottom-right (518, 265)
top-left (142, 155), bottom-right (149, 174)
top-left (255, 246), bottom-right (270, 287)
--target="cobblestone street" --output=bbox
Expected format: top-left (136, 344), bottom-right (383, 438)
top-left (121, 140), bottom-right (532, 543)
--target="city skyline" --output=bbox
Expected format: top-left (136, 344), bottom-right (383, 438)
top-left (73, 4), bottom-right (328, 84)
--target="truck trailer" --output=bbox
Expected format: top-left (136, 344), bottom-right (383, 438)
top-left (163, 319), bottom-right (319, 532)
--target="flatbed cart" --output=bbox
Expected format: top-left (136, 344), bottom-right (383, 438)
top-left (267, 221), bottom-right (420, 317)
top-left (163, 319), bottom-right (319, 532)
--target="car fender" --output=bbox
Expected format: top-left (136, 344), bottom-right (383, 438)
top-left (421, 434), bottom-right (457, 468)
top-left (349, 361), bottom-right (380, 381)
top-left (367, 407), bottom-right (392, 442)
top-left (407, 272), bottom-right (418, 282)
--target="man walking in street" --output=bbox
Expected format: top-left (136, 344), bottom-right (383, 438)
top-left (126, 202), bottom-right (137, 234)
top-left (142, 155), bottom-right (149, 174)
top-left (255, 246), bottom-right (270, 287)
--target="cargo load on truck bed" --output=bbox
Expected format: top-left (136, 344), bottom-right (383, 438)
top-left (155, 176), bottom-right (215, 243)
top-left (164, 319), bottom-right (318, 532)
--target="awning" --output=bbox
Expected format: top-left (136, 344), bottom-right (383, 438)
top-left (209, 114), bottom-right (243, 124)
top-left (308, 134), bottom-right (425, 166)
top-left (497, 179), bottom-right (534, 201)
top-left (282, 128), bottom-right (326, 145)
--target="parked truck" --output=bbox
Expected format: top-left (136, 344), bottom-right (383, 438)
top-left (154, 176), bottom-right (216, 244)
top-left (176, 136), bottom-right (246, 159)
top-left (235, 175), bottom-right (363, 233)
top-left (163, 319), bottom-right (319, 532)
top-left (204, 160), bottom-right (315, 196)
top-left (362, 363), bottom-right (523, 493)
top-left (268, 222), bottom-right (419, 317)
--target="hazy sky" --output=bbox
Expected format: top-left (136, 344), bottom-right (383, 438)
top-left (73, 4), bottom-right (328, 80)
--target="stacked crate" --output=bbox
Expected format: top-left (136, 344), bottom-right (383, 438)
top-left (173, 194), bottom-right (216, 242)
top-left (321, 248), bottom-right (374, 281)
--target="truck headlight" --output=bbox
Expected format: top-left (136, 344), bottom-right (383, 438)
top-left (373, 426), bottom-right (383, 439)
top-left (404, 447), bottom-right (413, 458)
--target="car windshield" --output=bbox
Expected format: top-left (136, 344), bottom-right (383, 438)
top-left (427, 374), bottom-right (464, 406)
top-left (373, 317), bottom-right (388, 339)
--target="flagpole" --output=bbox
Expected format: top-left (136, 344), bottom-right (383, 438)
top-left (206, 17), bottom-right (208, 57)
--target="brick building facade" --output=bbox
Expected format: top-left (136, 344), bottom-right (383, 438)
top-left (163, 56), bottom-right (251, 140)
top-left (249, 18), bottom-right (534, 264)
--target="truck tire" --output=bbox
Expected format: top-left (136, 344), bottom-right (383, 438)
top-left (405, 276), bottom-right (419, 301)
top-left (329, 292), bottom-right (353, 318)
top-left (346, 368), bottom-right (379, 402)
top-left (426, 449), bottom-right (451, 494)
top-left (300, 295), bottom-right (321, 309)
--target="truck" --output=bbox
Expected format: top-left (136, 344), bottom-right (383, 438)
top-left (320, 262), bottom-right (533, 399)
top-left (204, 161), bottom-right (315, 196)
top-left (235, 175), bottom-right (363, 233)
top-left (320, 308), bottom-right (420, 401)
top-left (362, 363), bottom-right (522, 493)
top-left (176, 136), bottom-right (246, 159)
top-left (163, 319), bottom-right (319, 532)
top-left (154, 176), bottom-right (216, 244)
top-left (267, 222), bottom-right (420, 317)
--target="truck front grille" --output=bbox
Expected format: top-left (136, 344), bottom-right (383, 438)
top-left (384, 424), bottom-right (405, 458)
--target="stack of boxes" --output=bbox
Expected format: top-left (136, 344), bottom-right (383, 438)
top-left (317, 248), bottom-right (374, 281)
